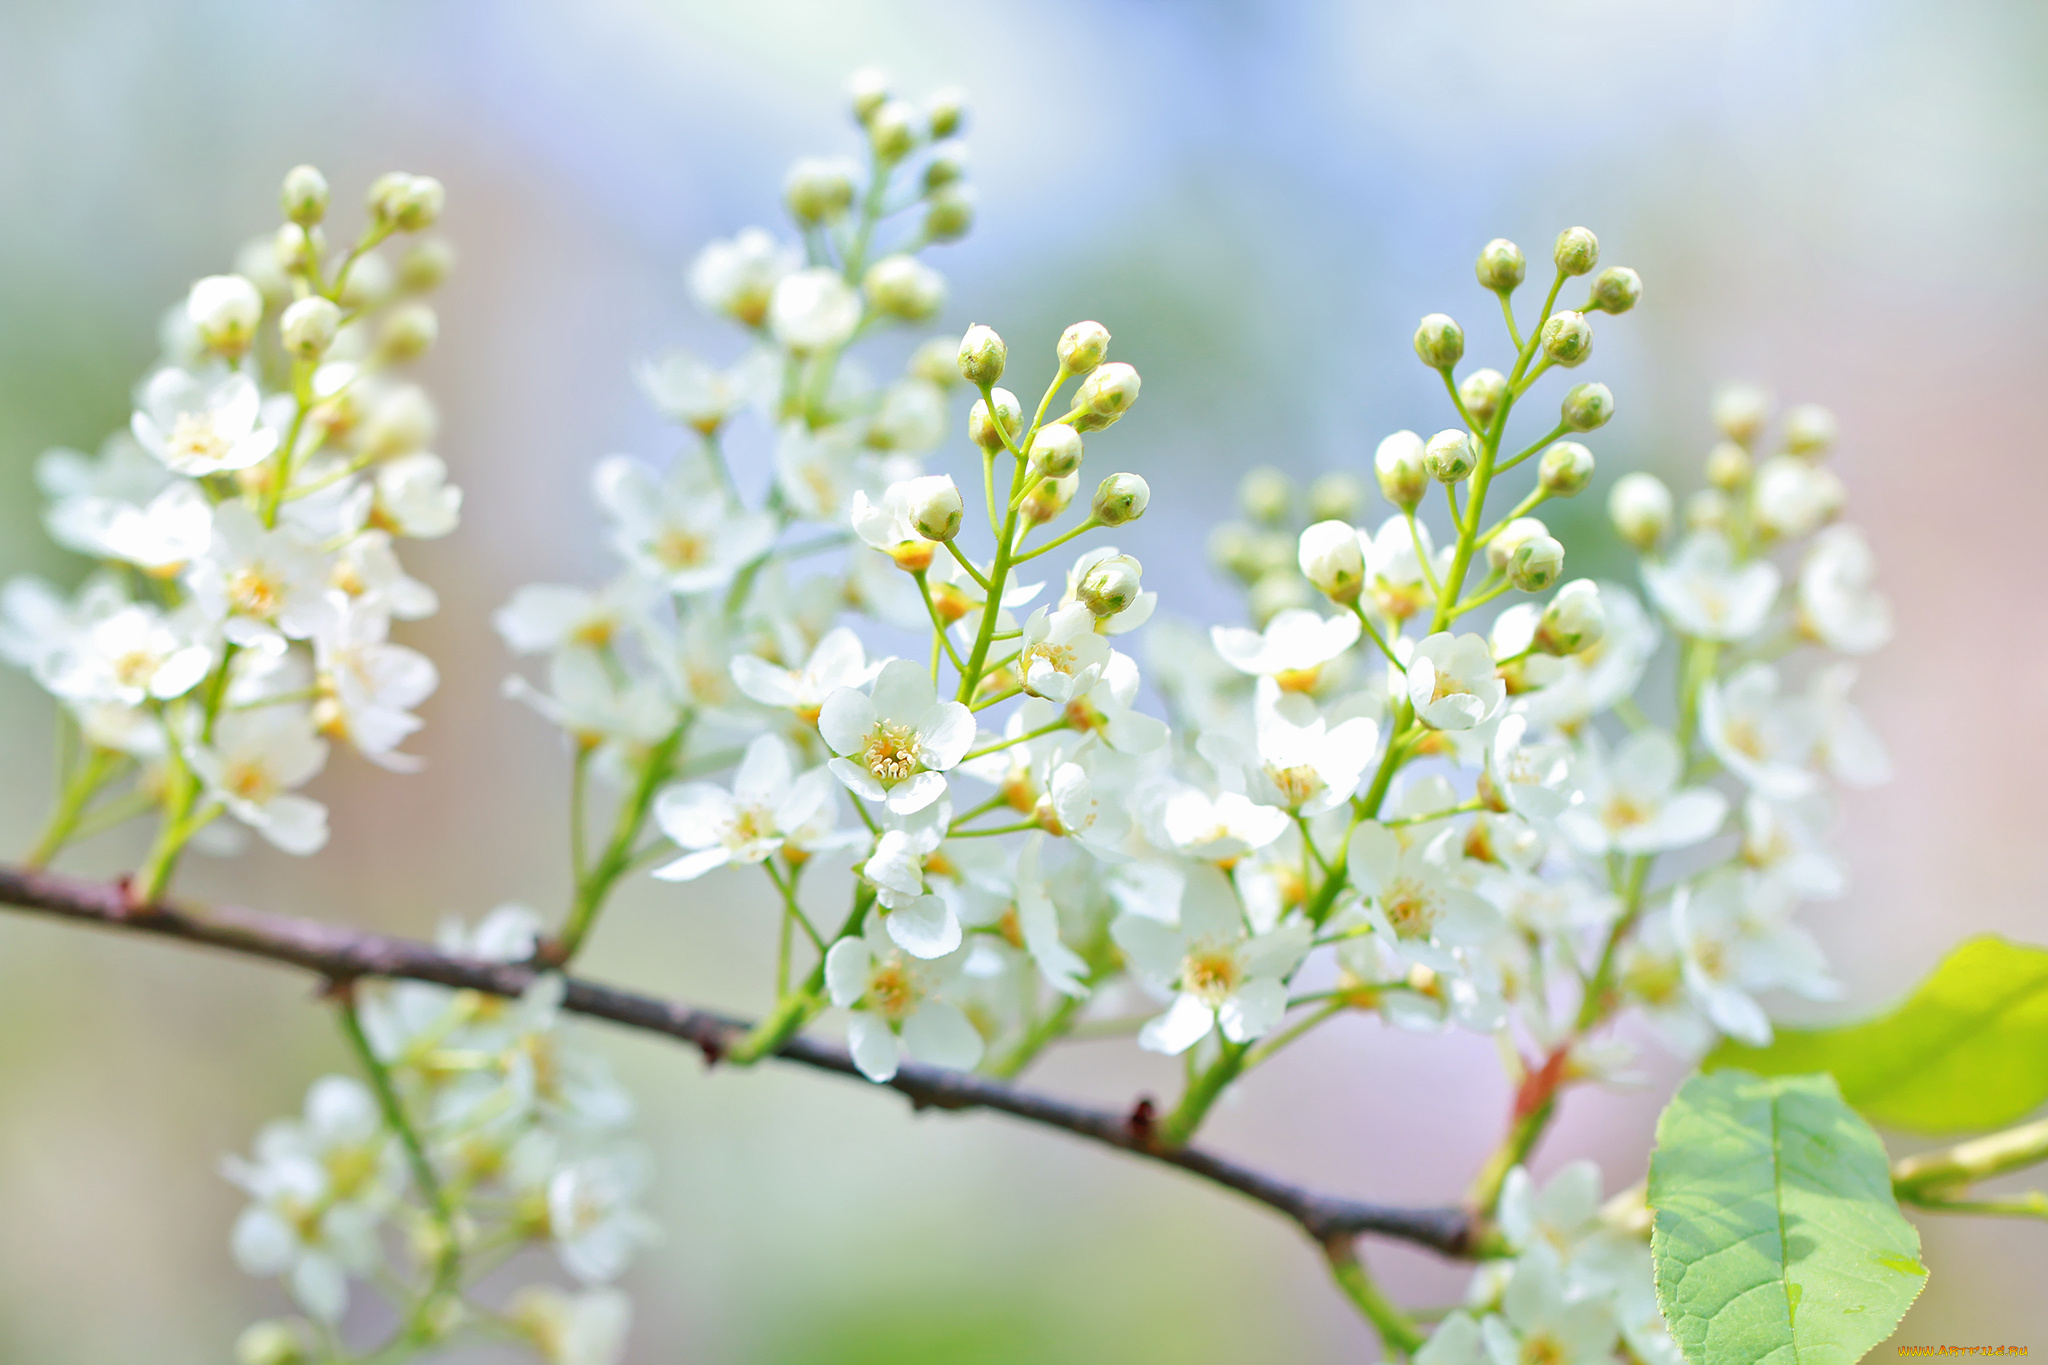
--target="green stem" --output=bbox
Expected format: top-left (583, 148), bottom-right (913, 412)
top-left (1674, 638), bottom-right (1720, 757)
top-left (727, 885), bottom-right (876, 1065)
top-left (1242, 1001), bottom-right (1343, 1070)
top-left (1573, 854), bottom-right (1651, 1031)
top-left (555, 722), bottom-right (688, 963)
top-left (26, 746), bottom-right (119, 868)
top-left (1010, 516), bottom-right (1101, 564)
top-left (960, 718), bottom-right (1069, 764)
top-left (336, 993), bottom-right (459, 1340)
top-left (957, 441), bottom-right (1027, 702)
top-left (1159, 1040), bottom-right (1247, 1146)
top-left (1893, 1116), bottom-right (2048, 1200)
top-left (985, 992), bottom-right (1086, 1079)
top-left (1466, 1100), bottom-right (1556, 1215)
top-left (1324, 1240), bottom-right (1426, 1358)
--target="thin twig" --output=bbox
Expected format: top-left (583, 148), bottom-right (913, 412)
top-left (0, 863), bottom-right (1474, 1258)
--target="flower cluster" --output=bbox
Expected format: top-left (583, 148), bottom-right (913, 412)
top-left (1, 164), bottom-right (457, 896)
top-left (227, 906), bottom-right (649, 1364)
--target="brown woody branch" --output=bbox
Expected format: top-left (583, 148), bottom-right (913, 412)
top-left (0, 863), bottom-right (1476, 1258)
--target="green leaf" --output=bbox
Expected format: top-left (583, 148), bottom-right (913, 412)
top-left (1650, 1070), bottom-right (1926, 1365)
top-left (1706, 935), bottom-right (2048, 1135)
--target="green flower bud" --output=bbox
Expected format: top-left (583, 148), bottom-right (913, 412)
top-left (1413, 313), bottom-right (1465, 371)
top-left (1375, 430), bottom-right (1429, 510)
top-left (279, 295), bottom-right (341, 360)
top-left (1712, 384), bottom-right (1770, 446)
top-left (280, 164), bottom-right (329, 227)
top-left (957, 324), bottom-right (1006, 386)
top-left (273, 223), bottom-right (321, 277)
top-left (1079, 553), bottom-right (1143, 617)
top-left (1023, 472), bottom-right (1079, 525)
top-left (1299, 520), bottom-right (1365, 604)
top-left (968, 387), bottom-right (1022, 451)
top-left (1705, 440), bottom-right (1752, 491)
top-left (910, 336), bottom-right (960, 387)
top-left (785, 156), bottom-right (858, 225)
top-left (923, 185), bottom-right (975, 242)
top-left (849, 67), bottom-right (891, 123)
top-left (187, 274), bottom-right (264, 358)
top-left (1539, 310), bottom-right (1593, 367)
top-left (1477, 238), bottom-right (1526, 293)
top-left (1537, 441), bottom-right (1595, 498)
top-left (1608, 471), bottom-right (1672, 550)
top-left (1071, 362), bottom-right (1140, 430)
top-left (1460, 368), bottom-right (1507, 427)
top-left (1487, 517), bottom-right (1550, 572)
top-left (1508, 534), bottom-right (1565, 592)
top-left (1587, 266), bottom-right (1641, 314)
top-left (1027, 422), bottom-right (1084, 479)
top-left (864, 254), bottom-right (945, 321)
top-left (371, 173), bottom-right (444, 231)
top-left (1685, 488), bottom-right (1729, 532)
top-left (1784, 403), bottom-right (1837, 456)
top-left (1239, 466), bottom-right (1292, 526)
top-left (1536, 579), bottom-right (1605, 656)
top-left (1560, 381), bottom-right (1613, 432)
top-left (397, 238), bottom-right (455, 293)
top-left (1057, 320), bottom-right (1111, 376)
top-left (1307, 470), bottom-right (1366, 523)
top-left (1424, 428), bottom-right (1477, 483)
top-left (1553, 226), bottom-right (1599, 277)
top-left (237, 1321), bottom-right (309, 1365)
top-left (922, 147), bottom-right (968, 193)
top-left (868, 99), bottom-right (919, 162)
top-left (927, 86), bottom-right (968, 139)
top-left (1092, 472), bottom-right (1150, 526)
top-left (377, 301), bottom-right (438, 362)
top-left (1208, 523), bottom-right (1261, 580)
top-left (907, 474), bottom-right (964, 542)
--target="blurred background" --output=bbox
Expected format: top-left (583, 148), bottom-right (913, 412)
top-left (3, 0), bottom-right (2045, 1359)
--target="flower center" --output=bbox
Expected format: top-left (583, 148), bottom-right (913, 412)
top-left (228, 566), bottom-right (283, 617)
top-left (112, 648), bottom-right (159, 689)
top-left (1381, 877), bottom-right (1438, 938)
top-left (729, 805), bottom-right (775, 847)
top-left (1520, 1332), bottom-right (1568, 1365)
top-left (1603, 795), bottom-right (1650, 829)
top-left (1267, 763), bottom-right (1323, 807)
top-left (1273, 666), bottom-right (1321, 693)
top-left (223, 759), bottom-right (275, 803)
top-left (1724, 717), bottom-right (1766, 760)
top-left (862, 722), bottom-right (921, 784)
top-left (168, 411), bottom-right (231, 467)
top-left (1025, 641), bottom-right (1077, 676)
top-left (654, 527), bottom-right (709, 568)
top-left (867, 960), bottom-right (915, 1020)
top-left (1182, 946), bottom-right (1241, 1003)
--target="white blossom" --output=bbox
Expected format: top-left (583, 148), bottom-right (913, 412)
top-left (1112, 863), bottom-right (1311, 1054)
top-left (131, 369), bottom-right (278, 476)
top-left (1641, 530), bottom-right (1779, 641)
top-left (818, 658), bottom-right (974, 814)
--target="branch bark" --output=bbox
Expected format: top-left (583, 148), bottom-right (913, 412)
top-left (0, 863), bottom-right (1475, 1257)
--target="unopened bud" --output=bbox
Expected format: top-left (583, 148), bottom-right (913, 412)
top-left (868, 100), bottom-right (919, 162)
top-left (236, 1321), bottom-right (309, 1365)
top-left (1460, 368), bottom-right (1507, 427)
top-left (1477, 238), bottom-right (1526, 293)
top-left (968, 388), bottom-right (1023, 451)
top-left (1536, 579), bottom-right (1605, 656)
top-left (1209, 523), bottom-right (1260, 580)
top-left (922, 147), bottom-right (967, 193)
top-left (1784, 403), bottom-right (1837, 456)
top-left (1079, 553), bottom-right (1143, 616)
top-left (1239, 467), bottom-right (1292, 526)
top-left (958, 324), bottom-right (1006, 386)
top-left (280, 164), bottom-right (329, 226)
top-left (1298, 521), bottom-right (1365, 604)
top-left (187, 274), bottom-right (264, 357)
top-left (864, 254), bottom-right (945, 321)
top-left (1375, 430), bottom-right (1429, 510)
top-left (1686, 488), bottom-right (1729, 532)
top-left (923, 185), bottom-right (975, 242)
top-left (1538, 441), bottom-right (1595, 497)
top-left (279, 295), bottom-right (341, 360)
top-left (1560, 381), bottom-right (1613, 432)
top-left (1553, 226), bottom-right (1599, 277)
top-left (1071, 362), bottom-right (1140, 430)
top-left (910, 336), bottom-right (960, 387)
top-left (906, 475), bottom-right (964, 541)
top-left (1023, 472), bottom-right (1079, 525)
top-left (1307, 470), bottom-right (1365, 523)
top-left (372, 173), bottom-right (444, 231)
top-left (378, 301), bottom-right (438, 362)
top-left (849, 67), bottom-right (891, 123)
top-left (1057, 320), bottom-right (1111, 376)
top-left (1705, 441), bottom-right (1752, 491)
top-left (1488, 517), bottom-right (1550, 572)
top-left (1508, 535), bottom-right (1565, 592)
top-left (1609, 472), bottom-right (1672, 550)
top-left (1713, 384), bottom-right (1771, 446)
top-left (1027, 422), bottom-right (1084, 479)
top-left (1588, 266), bottom-right (1640, 314)
top-left (1539, 311), bottom-right (1593, 367)
top-left (1424, 428), bottom-right (1477, 483)
top-left (927, 86), bottom-right (968, 139)
top-left (1092, 472), bottom-right (1149, 526)
top-left (273, 223), bottom-right (321, 276)
top-left (398, 239), bottom-right (455, 292)
top-left (785, 157), bottom-right (857, 225)
top-left (1413, 313), bottom-right (1465, 371)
